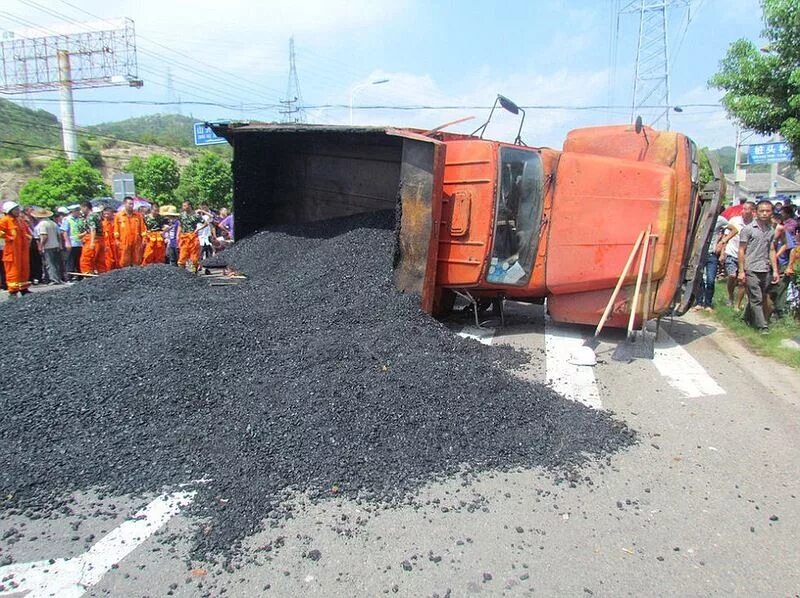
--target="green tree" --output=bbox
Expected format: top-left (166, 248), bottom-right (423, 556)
top-left (177, 151), bottom-right (232, 209)
top-left (698, 148), bottom-right (714, 190)
top-left (709, 0), bottom-right (800, 165)
top-left (18, 158), bottom-right (108, 210)
top-left (78, 137), bottom-right (103, 168)
top-left (126, 153), bottom-right (181, 203)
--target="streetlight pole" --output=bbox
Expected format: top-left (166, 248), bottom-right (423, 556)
top-left (349, 78), bottom-right (389, 125)
top-left (733, 127), bottom-right (741, 202)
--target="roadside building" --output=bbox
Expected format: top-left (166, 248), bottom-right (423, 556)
top-left (724, 172), bottom-right (800, 204)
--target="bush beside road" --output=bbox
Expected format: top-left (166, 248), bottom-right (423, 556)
top-left (708, 281), bottom-right (800, 368)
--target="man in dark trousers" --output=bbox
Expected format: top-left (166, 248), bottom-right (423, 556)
top-left (738, 199), bottom-right (779, 333)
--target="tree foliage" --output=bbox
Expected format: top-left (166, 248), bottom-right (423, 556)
top-left (710, 0), bottom-right (800, 165)
top-left (18, 158), bottom-right (108, 210)
top-left (127, 153), bottom-right (181, 203)
top-left (177, 151), bottom-right (232, 209)
top-left (698, 148), bottom-right (714, 190)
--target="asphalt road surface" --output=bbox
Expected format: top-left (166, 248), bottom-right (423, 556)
top-left (1, 301), bottom-right (798, 597)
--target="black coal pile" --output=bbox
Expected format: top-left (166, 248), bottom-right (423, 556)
top-left (0, 211), bottom-right (634, 560)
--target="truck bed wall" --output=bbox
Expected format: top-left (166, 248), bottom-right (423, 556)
top-left (231, 131), bottom-right (404, 239)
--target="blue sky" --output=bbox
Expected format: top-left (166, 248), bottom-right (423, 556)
top-left (1, 0), bottom-right (764, 149)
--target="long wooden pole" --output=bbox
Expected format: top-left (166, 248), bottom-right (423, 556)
top-left (641, 234), bottom-right (657, 325)
top-left (594, 229), bottom-right (646, 337)
top-left (627, 224), bottom-right (652, 339)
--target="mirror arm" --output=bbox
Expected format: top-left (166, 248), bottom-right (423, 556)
top-left (471, 97), bottom-right (500, 139)
top-left (514, 107), bottom-right (526, 146)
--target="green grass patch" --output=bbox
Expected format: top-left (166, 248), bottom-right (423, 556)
top-left (707, 281), bottom-right (800, 369)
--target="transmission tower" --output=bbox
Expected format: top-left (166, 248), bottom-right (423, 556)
top-left (620, 0), bottom-right (690, 131)
top-left (165, 67), bottom-right (182, 114)
top-left (279, 36), bottom-right (305, 123)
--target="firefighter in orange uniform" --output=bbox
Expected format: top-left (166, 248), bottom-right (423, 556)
top-left (102, 206), bottom-right (118, 270)
top-left (79, 202), bottom-right (107, 274)
top-left (177, 201), bottom-right (207, 273)
top-left (0, 201), bottom-right (32, 296)
top-left (141, 203), bottom-right (167, 265)
top-left (114, 196), bottom-right (146, 267)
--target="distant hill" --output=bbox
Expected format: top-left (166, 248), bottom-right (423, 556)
top-left (709, 146), bottom-right (735, 174)
top-left (87, 113), bottom-right (201, 148)
top-left (0, 98), bottom-right (62, 159)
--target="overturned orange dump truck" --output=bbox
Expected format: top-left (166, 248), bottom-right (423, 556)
top-left (211, 115), bottom-right (722, 329)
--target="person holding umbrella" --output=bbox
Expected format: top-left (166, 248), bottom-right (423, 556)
top-left (0, 201), bottom-right (32, 296)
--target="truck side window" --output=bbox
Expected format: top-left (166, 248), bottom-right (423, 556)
top-left (487, 148), bottom-right (544, 286)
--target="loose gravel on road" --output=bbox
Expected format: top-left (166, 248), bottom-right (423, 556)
top-left (0, 211), bottom-right (634, 560)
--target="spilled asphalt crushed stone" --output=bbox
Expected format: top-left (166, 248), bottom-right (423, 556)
top-left (0, 210), bottom-right (635, 560)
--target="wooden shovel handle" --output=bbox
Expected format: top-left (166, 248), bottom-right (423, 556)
top-left (594, 229), bottom-right (646, 337)
top-left (627, 224), bottom-right (652, 338)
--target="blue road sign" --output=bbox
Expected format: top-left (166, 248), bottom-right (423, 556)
top-left (747, 141), bottom-right (793, 164)
top-left (193, 122), bottom-right (228, 146)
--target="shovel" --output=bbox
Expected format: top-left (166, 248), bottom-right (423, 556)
top-left (570, 229), bottom-right (647, 366)
top-left (612, 227), bottom-right (656, 361)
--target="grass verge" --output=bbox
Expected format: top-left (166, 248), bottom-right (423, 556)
top-left (705, 281), bottom-right (800, 369)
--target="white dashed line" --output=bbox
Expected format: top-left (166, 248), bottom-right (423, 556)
top-left (652, 330), bottom-right (725, 398)
top-left (0, 490), bottom-right (194, 598)
top-left (544, 317), bottom-right (602, 410)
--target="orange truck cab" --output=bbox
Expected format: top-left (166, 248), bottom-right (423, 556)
top-left (212, 119), bottom-right (720, 329)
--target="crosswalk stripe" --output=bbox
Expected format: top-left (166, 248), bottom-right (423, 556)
top-left (652, 330), bottom-right (726, 398)
top-left (544, 318), bottom-right (603, 410)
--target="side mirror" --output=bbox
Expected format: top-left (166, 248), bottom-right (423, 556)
top-left (471, 94), bottom-right (526, 145)
top-left (498, 95), bottom-right (520, 115)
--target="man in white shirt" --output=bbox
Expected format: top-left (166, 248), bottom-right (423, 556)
top-left (196, 205), bottom-right (215, 274)
top-left (723, 201), bottom-right (755, 309)
top-left (33, 208), bottom-right (63, 284)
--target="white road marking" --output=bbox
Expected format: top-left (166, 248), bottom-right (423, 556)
top-left (544, 317), bottom-right (602, 410)
top-left (652, 330), bottom-right (725, 398)
top-left (457, 326), bottom-right (495, 345)
top-left (0, 490), bottom-right (194, 598)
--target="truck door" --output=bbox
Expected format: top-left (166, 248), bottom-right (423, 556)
top-left (485, 147), bottom-right (545, 287)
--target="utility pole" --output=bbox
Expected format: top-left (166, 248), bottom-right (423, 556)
top-left (57, 50), bottom-right (78, 161)
top-left (769, 162), bottom-right (778, 198)
top-left (733, 128), bottom-right (741, 202)
top-left (279, 36), bottom-right (305, 123)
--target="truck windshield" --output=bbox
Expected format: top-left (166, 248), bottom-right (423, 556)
top-left (486, 147), bottom-right (544, 286)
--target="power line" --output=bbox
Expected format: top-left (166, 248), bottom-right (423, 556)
top-left (10, 2), bottom-right (278, 109)
top-left (1, 137), bottom-right (99, 158)
top-left (52, 0), bottom-right (287, 100)
top-left (4, 97), bottom-right (723, 111)
top-left (1, 109), bottom-right (198, 150)
top-left (3, 4), bottom-right (281, 116)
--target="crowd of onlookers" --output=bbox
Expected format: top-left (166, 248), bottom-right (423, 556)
top-left (0, 197), bottom-right (234, 294)
top-left (700, 198), bottom-right (799, 332)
